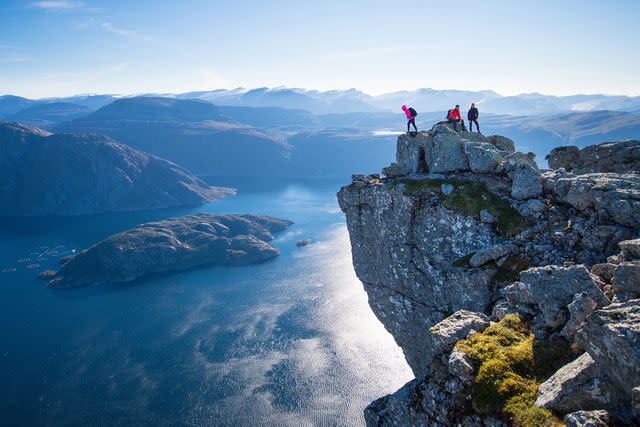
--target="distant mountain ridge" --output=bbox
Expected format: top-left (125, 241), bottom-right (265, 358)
top-left (0, 121), bottom-right (233, 216)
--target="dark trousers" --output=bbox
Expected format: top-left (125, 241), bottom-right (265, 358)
top-left (407, 118), bottom-right (417, 132)
top-left (469, 119), bottom-right (479, 132)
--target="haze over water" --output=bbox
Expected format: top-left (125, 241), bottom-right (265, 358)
top-left (0, 178), bottom-right (412, 426)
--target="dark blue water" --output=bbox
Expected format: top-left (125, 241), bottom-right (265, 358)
top-left (0, 178), bottom-right (411, 426)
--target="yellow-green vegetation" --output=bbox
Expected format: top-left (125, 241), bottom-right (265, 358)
top-left (395, 178), bottom-right (526, 236)
top-left (456, 314), bottom-right (572, 427)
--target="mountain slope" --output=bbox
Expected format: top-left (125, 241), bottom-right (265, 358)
top-left (55, 97), bottom-right (291, 176)
top-left (0, 121), bottom-right (233, 216)
top-left (8, 102), bottom-right (92, 128)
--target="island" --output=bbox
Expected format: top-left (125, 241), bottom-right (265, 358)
top-left (47, 213), bottom-right (293, 288)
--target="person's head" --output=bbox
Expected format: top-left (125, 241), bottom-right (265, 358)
top-left (471, 103), bottom-right (475, 107)
top-left (455, 104), bottom-right (460, 109)
top-left (402, 105), bottom-right (407, 110)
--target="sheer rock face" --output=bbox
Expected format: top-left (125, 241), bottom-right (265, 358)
top-left (337, 182), bottom-right (496, 374)
top-left (49, 214), bottom-right (292, 288)
top-left (339, 130), bottom-right (640, 425)
top-left (546, 140), bottom-right (640, 174)
top-left (0, 121), bottom-right (233, 216)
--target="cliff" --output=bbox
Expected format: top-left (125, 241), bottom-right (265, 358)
top-left (338, 124), bottom-right (640, 425)
top-left (0, 121), bottom-right (233, 216)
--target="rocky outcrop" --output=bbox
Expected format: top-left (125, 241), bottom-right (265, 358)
top-left (0, 121), bottom-right (233, 215)
top-left (48, 214), bottom-right (292, 288)
top-left (338, 127), bottom-right (640, 425)
top-left (546, 140), bottom-right (640, 174)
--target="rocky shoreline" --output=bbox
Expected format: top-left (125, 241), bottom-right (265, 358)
top-left (338, 124), bottom-right (639, 425)
top-left (47, 214), bottom-right (292, 288)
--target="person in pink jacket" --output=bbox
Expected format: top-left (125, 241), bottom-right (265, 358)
top-left (402, 105), bottom-right (418, 133)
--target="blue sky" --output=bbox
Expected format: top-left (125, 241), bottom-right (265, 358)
top-left (1, 0), bottom-right (639, 98)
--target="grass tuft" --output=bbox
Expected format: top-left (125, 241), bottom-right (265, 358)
top-left (456, 314), bottom-right (570, 427)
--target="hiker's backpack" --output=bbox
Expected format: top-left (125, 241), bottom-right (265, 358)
top-left (446, 109), bottom-right (451, 119)
top-left (408, 107), bottom-right (417, 117)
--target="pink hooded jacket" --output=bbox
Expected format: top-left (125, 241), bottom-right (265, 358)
top-left (402, 105), bottom-right (414, 120)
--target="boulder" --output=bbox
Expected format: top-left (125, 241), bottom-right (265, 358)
top-left (564, 410), bottom-right (611, 427)
top-left (536, 353), bottom-right (610, 413)
top-left (551, 173), bottom-right (640, 228)
top-left (491, 299), bottom-right (517, 321)
top-left (396, 131), bottom-right (428, 174)
top-left (547, 146), bottom-right (581, 170)
top-left (429, 310), bottom-right (490, 356)
top-left (448, 347), bottom-right (474, 383)
top-left (577, 299), bottom-right (640, 399)
top-left (516, 199), bottom-right (547, 217)
top-left (425, 130), bottom-right (470, 173)
top-left (560, 293), bottom-right (598, 340)
top-left (469, 244), bottom-right (516, 268)
top-left (590, 263), bottom-right (617, 283)
top-left (612, 261), bottom-right (640, 301)
top-left (463, 141), bottom-right (504, 173)
top-left (479, 209), bottom-right (496, 224)
top-left (619, 239), bottom-right (640, 260)
top-left (496, 151), bottom-right (538, 174)
top-left (487, 135), bottom-right (516, 152)
top-left (511, 164), bottom-right (543, 200)
top-left (505, 265), bottom-right (609, 329)
top-left (547, 140), bottom-right (640, 175)
top-left (382, 162), bottom-right (408, 177)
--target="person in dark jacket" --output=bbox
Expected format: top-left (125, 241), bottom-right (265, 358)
top-left (467, 103), bottom-right (480, 133)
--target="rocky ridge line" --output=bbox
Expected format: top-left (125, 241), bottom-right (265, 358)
top-left (338, 123), bottom-right (639, 425)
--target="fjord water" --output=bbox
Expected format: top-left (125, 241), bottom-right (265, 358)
top-left (0, 178), bottom-right (412, 426)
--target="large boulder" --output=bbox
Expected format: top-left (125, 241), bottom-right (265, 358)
top-left (619, 239), bottom-right (640, 260)
top-left (396, 131), bottom-right (428, 174)
top-left (505, 265), bottom-right (609, 330)
top-left (547, 140), bottom-right (640, 174)
top-left (612, 261), bottom-right (640, 301)
top-left (576, 299), bottom-right (640, 400)
top-left (425, 129), bottom-right (470, 173)
top-left (536, 353), bottom-right (610, 413)
top-left (511, 164), bottom-right (543, 199)
top-left (469, 243), bottom-right (516, 267)
top-left (463, 141), bottom-right (504, 173)
top-left (487, 135), bottom-right (516, 152)
top-left (550, 173), bottom-right (640, 228)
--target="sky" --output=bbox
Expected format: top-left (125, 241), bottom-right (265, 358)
top-left (1, 0), bottom-right (639, 99)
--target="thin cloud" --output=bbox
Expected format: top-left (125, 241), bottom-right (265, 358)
top-left (31, 1), bottom-right (83, 9)
top-left (102, 22), bottom-right (152, 41)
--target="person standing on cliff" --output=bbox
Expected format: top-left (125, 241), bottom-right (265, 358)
top-left (402, 105), bottom-right (418, 133)
top-left (467, 103), bottom-right (480, 133)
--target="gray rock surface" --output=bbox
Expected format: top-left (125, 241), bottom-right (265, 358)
top-left (536, 353), bottom-right (610, 413)
top-left (612, 261), bottom-right (640, 301)
top-left (547, 140), bottom-right (640, 174)
top-left (619, 239), bottom-right (640, 260)
top-left (505, 265), bottom-right (609, 330)
top-left (561, 293), bottom-right (598, 340)
top-left (463, 141), bottom-right (503, 173)
top-left (486, 135), bottom-right (515, 152)
top-left (448, 347), bottom-right (474, 383)
top-left (550, 172), bottom-right (640, 228)
top-left (426, 128), bottom-right (470, 173)
top-left (633, 386), bottom-right (640, 417)
top-left (564, 410), bottom-right (611, 427)
top-left (382, 162), bottom-right (408, 177)
top-left (429, 310), bottom-right (490, 356)
top-left (469, 243), bottom-right (515, 268)
top-left (511, 164), bottom-right (543, 199)
top-left (0, 121), bottom-right (233, 215)
top-left (577, 299), bottom-right (640, 400)
top-left (337, 179), bottom-right (498, 375)
top-left (49, 214), bottom-right (292, 288)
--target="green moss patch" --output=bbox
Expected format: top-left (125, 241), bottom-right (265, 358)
top-left (456, 314), bottom-right (568, 427)
top-left (491, 256), bottom-right (532, 285)
top-left (396, 178), bottom-right (526, 237)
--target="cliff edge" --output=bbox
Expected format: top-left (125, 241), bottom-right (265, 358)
top-left (338, 124), bottom-right (640, 425)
